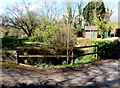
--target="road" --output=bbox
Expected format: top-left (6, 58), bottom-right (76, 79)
top-left (1, 60), bottom-right (120, 88)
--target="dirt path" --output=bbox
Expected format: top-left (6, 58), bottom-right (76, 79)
top-left (1, 60), bottom-right (120, 88)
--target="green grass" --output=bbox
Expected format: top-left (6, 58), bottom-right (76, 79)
top-left (74, 55), bottom-right (95, 64)
top-left (2, 37), bottom-right (29, 49)
top-left (2, 38), bottom-right (45, 48)
top-left (2, 37), bottom-right (28, 43)
top-left (23, 41), bottom-right (41, 44)
top-left (23, 41), bottom-right (33, 44)
top-left (37, 55), bottom-right (100, 68)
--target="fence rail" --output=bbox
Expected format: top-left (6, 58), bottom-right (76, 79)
top-left (19, 55), bottom-right (75, 58)
top-left (16, 45), bottom-right (98, 65)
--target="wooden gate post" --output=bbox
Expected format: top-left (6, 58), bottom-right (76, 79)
top-left (71, 48), bottom-right (75, 65)
top-left (96, 46), bottom-right (98, 59)
top-left (16, 50), bottom-right (20, 64)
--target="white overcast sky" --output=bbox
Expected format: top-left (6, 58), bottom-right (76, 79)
top-left (0, 0), bottom-right (119, 22)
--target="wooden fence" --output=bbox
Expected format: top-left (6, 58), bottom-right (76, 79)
top-left (16, 45), bottom-right (98, 65)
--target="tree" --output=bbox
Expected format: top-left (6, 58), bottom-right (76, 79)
top-left (0, 3), bottom-right (40, 37)
top-left (93, 3), bottom-right (112, 38)
top-left (0, 15), bottom-right (10, 37)
top-left (53, 24), bottom-right (76, 47)
top-left (61, 2), bottom-right (83, 37)
top-left (40, 1), bottom-right (59, 22)
top-left (74, 2), bottom-right (83, 36)
top-left (94, 13), bottom-right (107, 38)
top-left (67, 2), bottom-right (73, 25)
top-left (62, 2), bottom-right (76, 25)
top-left (83, 0), bottom-right (106, 25)
top-left (74, 2), bottom-right (82, 26)
top-left (33, 18), bottom-right (76, 47)
top-left (104, 8), bottom-right (113, 23)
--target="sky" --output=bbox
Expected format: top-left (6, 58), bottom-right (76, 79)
top-left (0, 0), bottom-right (119, 22)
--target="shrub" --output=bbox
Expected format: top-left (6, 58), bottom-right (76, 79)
top-left (51, 24), bottom-right (76, 47)
top-left (28, 35), bottom-right (44, 42)
top-left (93, 40), bottom-right (119, 59)
top-left (33, 23), bottom-right (77, 47)
top-left (28, 23), bottom-right (77, 65)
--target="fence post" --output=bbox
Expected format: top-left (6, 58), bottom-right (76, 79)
top-left (16, 49), bottom-right (20, 65)
top-left (66, 49), bottom-right (69, 65)
top-left (71, 48), bottom-right (75, 65)
top-left (24, 50), bottom-right (28, 64)
top-left (96, 46), bottom-right (98, 59)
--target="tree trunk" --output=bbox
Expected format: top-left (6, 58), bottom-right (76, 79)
top-left (101, 35), bottom-right (104, 39)
top-left (27, 32), bottom-right (33, 37)
top-left (27, 34), bottom-right (32, 37)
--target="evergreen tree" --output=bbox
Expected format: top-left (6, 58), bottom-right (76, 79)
top-left (83, 0), bottom-right (106, 25)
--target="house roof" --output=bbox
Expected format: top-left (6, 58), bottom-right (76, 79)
top-left (85, 26), bottom-right (98, 31)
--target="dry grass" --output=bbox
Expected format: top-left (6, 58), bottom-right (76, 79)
top-left (0, 62), bottom-right (42, 71)
top-left (75, 38), bottom-right (100, 47)
top-left (107, 22), bottom-right (120, 28)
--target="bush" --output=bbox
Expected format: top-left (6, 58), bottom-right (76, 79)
top-left (93, 40), bottom-right (120, 59)
top-left (33, 23), bottom-right (77, 47)
top-left (28, 35), bottom-right (44, 42)
top-left (27, 23), bottom-right (77, 65)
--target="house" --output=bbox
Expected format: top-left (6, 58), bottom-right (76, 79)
top-left (84, 26), bottom-right (98, 39)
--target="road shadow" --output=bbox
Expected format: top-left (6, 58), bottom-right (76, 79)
top-left (1, 60), bottom-right (120, 88)
top-left (1, 78), bottom-right (120, 88)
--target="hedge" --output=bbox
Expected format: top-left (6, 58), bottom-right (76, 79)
top-left (93, 40), bottom-right (120, 59)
